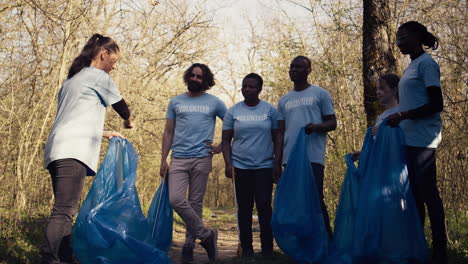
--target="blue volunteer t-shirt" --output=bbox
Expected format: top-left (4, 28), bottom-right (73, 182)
top-left (166, 93), bottom-right (227, 158)
top-left (399, 52), bottom-right (442, 148)
top-left (278, 85), bottom-right (335, 165)
top-left (223, 100), bottom-right (282, 169)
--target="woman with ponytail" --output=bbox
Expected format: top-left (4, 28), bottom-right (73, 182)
top-left (41, 34), bottom-right (134, 264)
top-left (387, 21), bottom-right (447, 264)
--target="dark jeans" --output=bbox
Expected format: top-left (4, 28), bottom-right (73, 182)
top-left (40, 159), bottom-right (86, 264)
top-left (310, 163), bottom-right (333, 238)
top-left (234, 168), bottom-right (274, 254)
top-left (406, 146), bottom-right (447, 261)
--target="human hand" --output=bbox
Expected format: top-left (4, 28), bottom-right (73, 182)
top-left (225, 165), bottom-right (233, 179)
top-left (207, 144), bottom-right (222, 155)
top-left (160, 160), bottom-right (168, 178)
top-left (102, 131), bottom-right (126, 139)
top-left (386, 112), bottom-right (404, 127)
top-left (305, 124), bottom-right (316, 135)
top-left (350, 151), bottom-right (361, 162)
top-left (273, 163), bottom-right (282, 184)
top-left (123, 119), bottom-right (135, 129)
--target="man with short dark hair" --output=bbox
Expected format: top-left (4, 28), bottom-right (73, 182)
top-left (278, 56), bottom-right (337, 238)
top-left (160, 63), bottom-right (226, 263)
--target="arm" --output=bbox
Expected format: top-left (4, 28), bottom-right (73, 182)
top-left (387, 86), bottom-right (443, 127)
top-left (305, 114), bottom-right (337, 134)
top-left (278, 120), bottom-right (285, 134)
top-left (112, 99), bottom-right (134, 128)
top-left (102, 131), bottom-right (126, 139)
top-left (207, 115), bottom-right (224, 154)
top-left (207, 100), bottom-right (227, 154)
top-left (350, 151), bottom-right (361, 162)
top-left (221, 130), bottom-right (234, 178)
top-left (160, 119), bottom-right (175, 177)
top-left (272, 128), bottom-right (283, 183)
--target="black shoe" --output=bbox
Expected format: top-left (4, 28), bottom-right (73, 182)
top-left (241, 247), bottom-right (254, 258)
top-left (433, 251), bottom-right (448, 264)
top-left (181, 244), bottom-right (194, 264)
top-left (261, 249), bottom-right (273, 258)
top-left (200, 229), bottom-right (218, 261)
top-left (432, 241), bottom-right (448, 264)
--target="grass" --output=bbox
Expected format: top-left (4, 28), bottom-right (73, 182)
top-left (0, 210), bottom-right (47, 264)
top-left (0, 207), bottom-right (466, 263)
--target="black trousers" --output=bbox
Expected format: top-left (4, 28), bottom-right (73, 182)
top-left (310, 163), bottom-right (333, 238)
top-left (41, 159), bottom-right (86, 264)
top-left (234, 168), bottom-right (274, 254)
top-left (406, 146), bottom-right (447, 259)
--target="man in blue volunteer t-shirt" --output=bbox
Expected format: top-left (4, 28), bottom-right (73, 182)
top-left (160, 63), bottom-right (226, 263)
top-left (278, 56), bottom-right (337, 238)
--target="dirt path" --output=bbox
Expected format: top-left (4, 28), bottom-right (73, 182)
top-left (168, 208), bottom-right (266, 264)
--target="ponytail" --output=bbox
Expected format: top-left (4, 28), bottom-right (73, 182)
top-left (398, 21), bottom-right (439, 50)
top-left (422, 31), bottom-right (438, 50)
top-left (67, 34), bottom-right (120, 79)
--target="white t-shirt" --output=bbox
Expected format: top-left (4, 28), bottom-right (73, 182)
top-left (44, 67), bottom-right (122, 175)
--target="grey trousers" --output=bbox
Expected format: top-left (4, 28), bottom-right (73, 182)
top-left (40, 159), bottom-right (86, 264)
top-left (168, 156), bottom-right (212, 246)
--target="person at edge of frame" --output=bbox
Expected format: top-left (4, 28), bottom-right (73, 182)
top-left (41, 34), bottom-right (134, 264)
top-left (386, 21), bottom-right (448, 264)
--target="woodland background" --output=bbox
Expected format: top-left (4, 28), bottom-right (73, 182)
top-left (0, 0), bottom-right (466, 262)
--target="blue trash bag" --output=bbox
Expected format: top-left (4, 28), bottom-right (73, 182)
top-left (147, 178), bottom-right (173, 253)
top-left (73, 138), bottom-right (171, 264)
top-left (352, 122), bottom-right (428, 263)
top-left (325, 154), bottom-right (361, 264)
top-left (329, 128), bottom-right (373, 263)
top-left (330, 122), bottom-right (428, 264)
top-left (271, 128), bottom-right (329, 263)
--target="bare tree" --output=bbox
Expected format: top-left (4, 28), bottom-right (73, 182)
top-left (362, 0), bottom-right (397, 126)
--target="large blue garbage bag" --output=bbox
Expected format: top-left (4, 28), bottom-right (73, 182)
top-left (331, 122), bottom-right (428, 264)
top-left (147, 178), bottom-right (173, 253)
top-left (271, 128), bottom-right (329, 263)
top-left (73, 138), bottom-right (171, 264)
top-left (331, 128), bottom-right (373, 259)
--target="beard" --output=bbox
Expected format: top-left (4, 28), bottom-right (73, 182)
top-left (187, 80), bottom-right (204, 92)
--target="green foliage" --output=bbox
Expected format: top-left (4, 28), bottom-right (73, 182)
top-left (0, 210), bottom-right (48, 264)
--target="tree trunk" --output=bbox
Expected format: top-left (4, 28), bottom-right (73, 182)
top-left (362, 0), bottom-right (397, 126)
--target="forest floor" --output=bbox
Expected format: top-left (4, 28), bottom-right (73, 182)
top-left (168, 208), bottom-right (293, 264)
top-left (0, 207), bottom-right (466, 263)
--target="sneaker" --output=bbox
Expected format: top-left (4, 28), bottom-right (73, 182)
top-left (181, 244), bottom-right (194, 264)
top-left (200, 229), bottom-right (218, 261)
